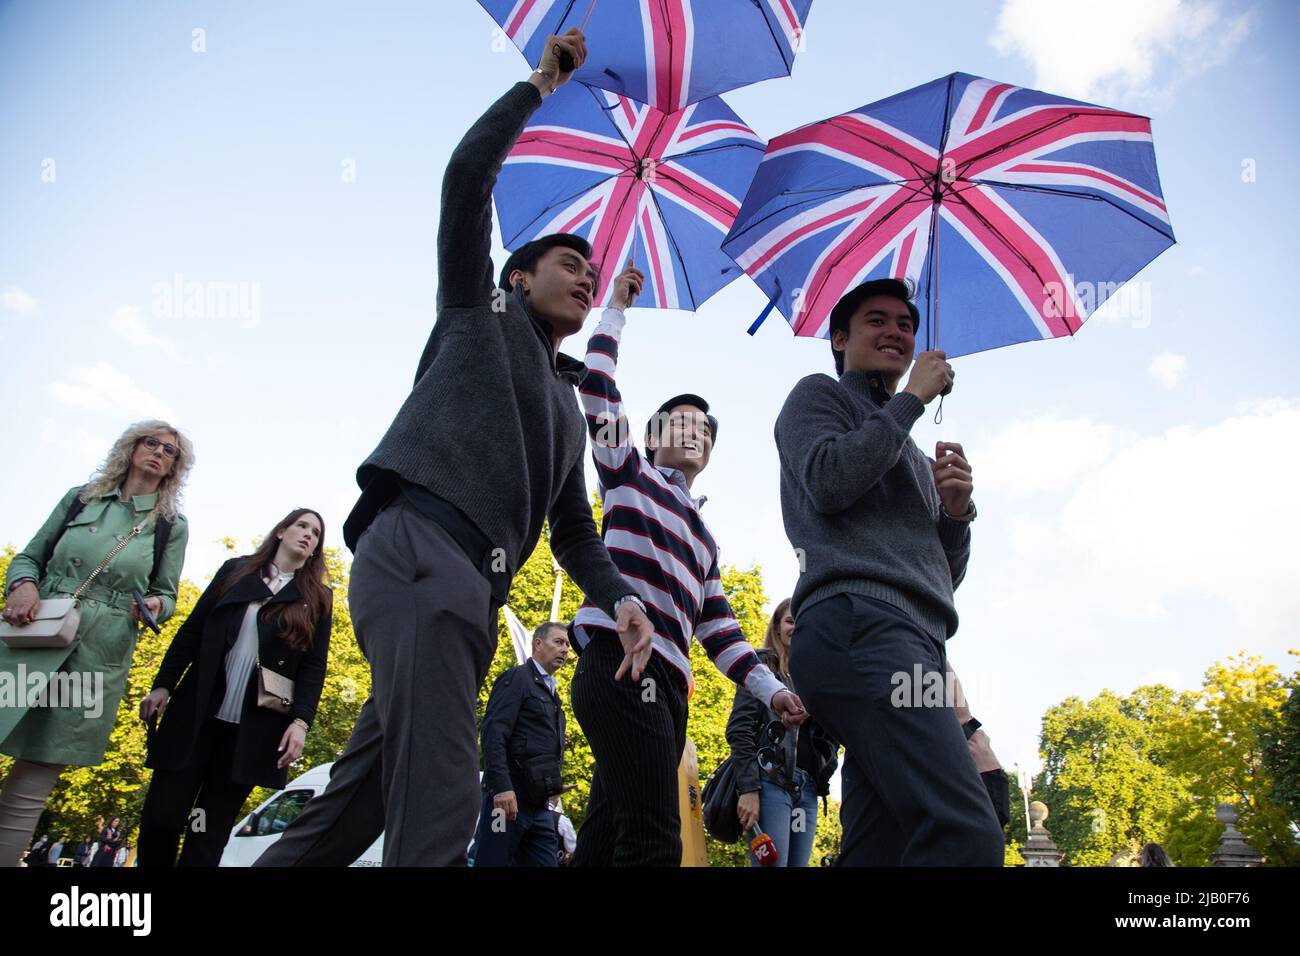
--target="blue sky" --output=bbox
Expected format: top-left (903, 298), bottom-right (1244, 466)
top-left (2, 0), bottom-right (1298, 783)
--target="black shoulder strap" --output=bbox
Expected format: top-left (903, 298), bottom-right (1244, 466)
top-left (150, 516), bottom-right (174, 586)
top-left (41, 485), bottom-right (89, 571)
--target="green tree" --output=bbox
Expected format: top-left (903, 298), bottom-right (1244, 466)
top-left (1162, 652), bottom-right (1298, 866)
top-left (1035, 688), bottom-right (1195, 866)
top-left (1261, 651), bottom-right (1300, 822)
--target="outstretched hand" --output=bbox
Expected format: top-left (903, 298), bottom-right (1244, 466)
top-left (613, 600), bottom-right (654, 682)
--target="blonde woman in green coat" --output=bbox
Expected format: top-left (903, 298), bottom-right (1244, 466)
top-left (0, 420), bottom-right (191, 866)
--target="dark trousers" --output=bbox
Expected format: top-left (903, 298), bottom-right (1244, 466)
top-left (472, 791), bottom-right (559, 867)
top-left (570, 637), bottom-right (687, 867)
top-left (138, 718), bottom-right (254, 867)
top-left (790, 593), bottom-right (1004, 867)
top-left (253, 500), bottom-right (500, 867)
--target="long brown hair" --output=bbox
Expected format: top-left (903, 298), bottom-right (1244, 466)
top-left (763, 598), bottom-right (793, 679)
top-left (217, 508), bottom-right (332, 652)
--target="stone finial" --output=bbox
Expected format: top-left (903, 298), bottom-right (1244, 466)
top-left (1211, 802), bottom-right (1262, 867)
top-left (1021, 801), bottom-right (1061, 867)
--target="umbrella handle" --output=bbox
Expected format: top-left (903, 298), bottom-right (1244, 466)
top-left (557, 0), bottom-right (598, 72)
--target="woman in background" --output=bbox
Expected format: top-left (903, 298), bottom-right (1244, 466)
top-left (137, 508), bottom-right (333, 866)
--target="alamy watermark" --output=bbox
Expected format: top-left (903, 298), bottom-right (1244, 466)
top-left (0, 665), bottom-right (104, 719)
top-left (151, 273), bottom-right (262, 328)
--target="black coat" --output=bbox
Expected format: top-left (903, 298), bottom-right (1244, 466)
top-left (725, 651), bottom-right (839, 797)
top-left (479, 661), bottom-right (566, 803)
top-left (145, 557), bottom-right (333, 790)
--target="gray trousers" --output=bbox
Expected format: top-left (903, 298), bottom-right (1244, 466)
top-left (253, 500), bottom-right (500, 867)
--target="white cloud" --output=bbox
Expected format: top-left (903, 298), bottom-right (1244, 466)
top-left (49, 362), bottom-right (176, 421)
top-left (110, 305), bottom-right (180, 360)
top-left (976, 401), bottom-right (1300, 650)
top-left (1148, 352), bottom-right (1187, 388)
top-left (975, 415), bottom-right (1126, 496)
top-left (2, 287), bottom-right (38, 315)
top-left (990, 0), bottom-right (1256, 103)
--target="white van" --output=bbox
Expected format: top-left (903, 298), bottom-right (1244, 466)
top-left (219, 764), bottom-right (569, 866)
top-left (219, 763), bottom-right (384, 867)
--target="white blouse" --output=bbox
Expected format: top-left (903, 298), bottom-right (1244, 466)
top-left (215, 565), bottom-right (296, 724)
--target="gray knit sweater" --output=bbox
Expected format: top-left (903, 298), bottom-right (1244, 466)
top-left (355, 81), bottom-right (628, 617)
top-left (774, 370), bottom-right (973, 643)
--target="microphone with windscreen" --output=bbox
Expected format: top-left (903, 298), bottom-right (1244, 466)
top-left (749, 826), bottom-right (779, 867)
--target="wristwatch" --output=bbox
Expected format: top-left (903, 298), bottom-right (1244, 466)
top-left (614, 594), bottom-right (647, 616)
top-left (7, 578), bottom-right (36, 595)
top-left (942, 501), bottom-right (977, 523)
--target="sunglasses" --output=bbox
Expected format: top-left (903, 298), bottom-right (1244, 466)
top-left (140, 436), bottom-right (180, 458)
top-left (756, 720), bottom-right (787, 773)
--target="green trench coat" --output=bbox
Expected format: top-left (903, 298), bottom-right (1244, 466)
top-left (0, 486), bottom-right (188, 766)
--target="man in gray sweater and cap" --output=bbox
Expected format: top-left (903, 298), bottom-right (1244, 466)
top-left (255, 28), bottom-right (654, 867)
top-left (774, 277), bottom-right (1004, 866)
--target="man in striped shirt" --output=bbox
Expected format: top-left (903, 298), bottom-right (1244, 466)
top-left (569, 262), bottom-right (807, 866)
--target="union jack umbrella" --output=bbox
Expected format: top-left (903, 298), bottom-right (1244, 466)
top-left (477, 0), bottom-right (813, 111)
top-left (495, 82), bottom-right (765, 310)
top-left (721, 72), bottom-right (1176, 357)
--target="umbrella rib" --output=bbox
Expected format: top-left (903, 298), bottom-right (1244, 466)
top-left (972, 178), bottom-right (1175, 241)
top-left (953, 110), bottom-right (1127, 174)
top-left (661, 141), bottom-right (764, 164)
top-left (827, 119), bottom-right (933, 180)
top-left (724, 182), bottom-right (926, 245)
top-left (500, 175), bottom-right (624, 248)
top-left (587, 85), bottom-right (641, 157)
top-left (753, 1), bottom-right (794, 72)
top-left (644, 186), bottom-right (699, 309)
top-left (943, 188), bottom-right (1080, 337)
top-left (804, 195), bottom-right (923, 325)
top-left (653, 166), bottom-right (736, 219)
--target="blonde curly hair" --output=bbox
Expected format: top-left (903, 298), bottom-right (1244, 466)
top-left (80, 419), bottom-right (194, 521)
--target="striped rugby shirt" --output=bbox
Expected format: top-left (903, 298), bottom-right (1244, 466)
top-left (572, 308), bottom-right (784, 706)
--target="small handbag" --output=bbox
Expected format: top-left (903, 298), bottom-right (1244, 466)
top-left (255, 658), bottom-right (295, 714)
top-left (701, 756), bottom-right (743, 843)
top-left (0, 524), bottom-right (143, 649)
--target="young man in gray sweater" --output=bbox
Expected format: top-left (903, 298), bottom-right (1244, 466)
top-left (254, 28), bottom-right (654, 868)
top-left (773, 278), bottom-right (1004, 866)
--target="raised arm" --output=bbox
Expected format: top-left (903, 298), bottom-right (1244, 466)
top-left (433, 81), bottom-right (545, 316)
top-left (429, 29), bottom-right (589, 309)
top-left (579, 310), bottom-right (638, 489)
top-left (774, 375), bottom-right (925, 515)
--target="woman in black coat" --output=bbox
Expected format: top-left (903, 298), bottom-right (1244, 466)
top-left (90, 817), bottom-right (123, 867)
top-left (135, 508), bottom-right (333, 866)
top-left (726, 598), bottom-right (839, 867)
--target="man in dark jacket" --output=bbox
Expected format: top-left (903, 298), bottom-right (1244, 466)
top-left (254, 28), bottom-right (653, 868)
top-left (473, 622), bottom-right (570, 867)
top-left (773, 278), bottom-right (1004, 866)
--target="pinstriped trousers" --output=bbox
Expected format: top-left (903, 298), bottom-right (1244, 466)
top-left (570, 636), bottom-right (687, 867)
